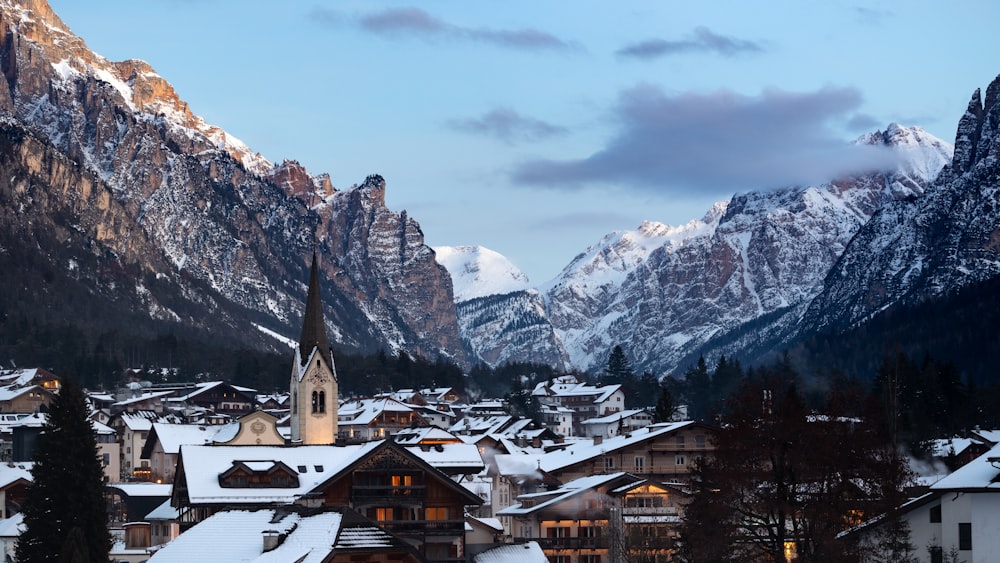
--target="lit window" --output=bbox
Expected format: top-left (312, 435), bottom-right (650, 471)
top-left (426, 507), bottom-right (448, 520)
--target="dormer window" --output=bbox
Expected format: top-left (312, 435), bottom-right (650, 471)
top-left (219, 461), bottom-right (300, 489)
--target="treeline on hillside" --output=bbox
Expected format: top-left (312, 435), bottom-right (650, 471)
top-left (789, 274), bottom-right (1000, 386)
top-left (0, 313), bottom-right (560, 399)
top-left (668, 350), bottom-right (1000, 456)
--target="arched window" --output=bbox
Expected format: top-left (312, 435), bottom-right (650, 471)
top-left (312, 390), bottom-right (326, 414)
top-left (291, 390), bottom-right (297, 414)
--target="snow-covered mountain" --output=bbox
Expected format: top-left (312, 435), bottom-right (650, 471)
top-left (434, 246), bottom-right (531, 302)
top-left (801, 74), bottom-right (1000, 335)
top-left (446, 123), bottom-right (953, 375)
top-left (0, 0), bottom-right (465, 363)
top-left (542, 123), bottom-right (952, 374)
top-left (434, 246), bottom-right (568, 370)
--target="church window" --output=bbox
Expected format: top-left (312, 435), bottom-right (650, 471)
top-left (312, 390), bottom-right (326, 413)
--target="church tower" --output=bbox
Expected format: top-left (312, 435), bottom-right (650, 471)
top-left (290, 251), bottom-right (339, 444)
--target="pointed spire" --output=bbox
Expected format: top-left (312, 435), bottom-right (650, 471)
top-left (299, 250), bottom-right (333, 368)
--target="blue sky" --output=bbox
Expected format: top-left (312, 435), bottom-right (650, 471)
top-left (47, 1), bottom-right (999, 283)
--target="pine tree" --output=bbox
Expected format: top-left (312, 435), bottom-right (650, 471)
top-left (17, 377), bottom-right (111, 563)
top-left (654, 381), bottom-right (675, 423)
top-left (603, 345), bottom-right (634, 383)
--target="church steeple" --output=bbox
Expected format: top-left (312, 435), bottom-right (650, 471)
top-left (290, 249), bottom-right (339, 445)
top-left (299, 250), bottom-right (333, 369)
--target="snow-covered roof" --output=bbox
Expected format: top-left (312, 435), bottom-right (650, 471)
top-left (0, 513), bottom-right (24, 539)
top-left (473, 541), bottom-right (547, 563)
top-left (539, 421), bottom-right (694, 473)
top-left (930, 443), bottom-right (1000, 491)
top-left (392, 427), bottom-right (461, 445)
top-left (0, 462), bottom-right (33, 489)
top-left (149, 422), bottom-right (239, 454)
top-left (450, 415), bottom-right (512, 435)
top-left (580, 408), bottom-right (649, 425)
top-left (405, 443), bottom-right (484, 471)
top-left (498, 473), bottom-right (633, 516)
top-left (109, 482), bottom-right (173, 498)
top-left (337, 398), bottom-right (416, 426)
top-left (178, 443), bottom-right (379, 505)
top-left (114, 391), bottom-right (175, 409)
top-left (145, 499), bottom-right (179, 521)
top-left (468, 515), bottom-right (504, 533)
top-left (970, 429), bottom-right (1000, 445)
top-left (0, 385), bottom-right (44, 402)
top-left (146, 509), bottom-right (342, 563)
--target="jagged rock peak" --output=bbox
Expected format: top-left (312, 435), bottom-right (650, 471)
top-left (858, 123), bottom-right (938, 147)
top-left (270, 160), bottom-right (336, 202)
top-left (356, 174), bottom-right (387, 206)
top-left (952, 88), bottom-right (985, 173)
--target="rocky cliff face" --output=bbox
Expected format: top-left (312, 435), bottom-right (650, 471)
top-left (540, 124), bottom-right (952, 374)
top-left (801, 75), bottom-right (1000, 335)
top-left (0, 0), bottom-right (465, 363)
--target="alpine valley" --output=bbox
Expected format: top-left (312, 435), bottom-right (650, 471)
top-left (3, 0), bottom-right (1000, 383)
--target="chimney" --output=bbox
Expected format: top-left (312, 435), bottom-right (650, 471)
top-left (593, 435), bottom-right (603, 445)
top-left (262, 530), bottom-right (282, 552)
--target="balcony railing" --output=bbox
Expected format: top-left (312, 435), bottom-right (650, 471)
top-left (350, 485), bottom-right (426, 501)
top-left (532, 537), bottom-right (610, 550)
top-left (382, 519), bottom-right (465, 536)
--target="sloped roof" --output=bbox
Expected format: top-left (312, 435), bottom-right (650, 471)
top-left (177, 443), bottom-right (378, 505)
top-left (580, 408), bottom-right (650, 425)
top-left (931, 442), bottom-right (1000, 491)
top-left (474, 541), bottom-right (547, 563)
top-left (338, 398), bottom-right (417, 426)
top-left (539, 421), bottom-right (695, 473)
top-left (147, 508), bottom-right (341, 563)
top-left (146, 422), bottom-right (239, 456)
top-left (497, 472), bottom-right (637, 516)
top-left (0, 462), bottom-right (32, 489)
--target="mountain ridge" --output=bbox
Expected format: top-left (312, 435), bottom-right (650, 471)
top-left (0, 0), bottom-right (467, 366)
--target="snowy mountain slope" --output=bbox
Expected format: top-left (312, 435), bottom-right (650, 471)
top-left (434, 246), bottom-right (531, 302)
top-left (538, 123), bottom-right (952, 374)
top-left (0, 0), bottom-right (465, 363)
top-left (801, 75), bottom-right (1000, 335)
top-left (435, 246), bottom-right (567, 369)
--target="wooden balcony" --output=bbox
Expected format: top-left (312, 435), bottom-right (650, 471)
top-left (532, 537), bottom-right (610, 550)
top-left (382, 519), bottom-right (465, 536)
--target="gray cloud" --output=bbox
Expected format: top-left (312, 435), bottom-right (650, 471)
top-left (316, 7), bottom-right (575, 52)
top-left (512, 84), bottom-right (899, 196)
top-left (617, 27), bottom-right (764, 59)
top-left (448, 108), bottom-right (567, 144)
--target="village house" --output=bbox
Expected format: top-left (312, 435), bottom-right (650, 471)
top-left (853, 441), bottom-right (1000, 562)
top-left (498, 472), bottom-right (641, 563)
top-left (578, 408), bottom-right (654, 439)
top-left (171, 439), bottom-right (484, 562)
top-left (540, 421), bottom-right (715, 483)
top-left (337, 397), bottom-right (430, 442)
top-left (532, 376), bottom-right (625, 436)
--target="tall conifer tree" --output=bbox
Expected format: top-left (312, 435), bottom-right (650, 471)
top-left (16, 377), bottom-right (110, 563)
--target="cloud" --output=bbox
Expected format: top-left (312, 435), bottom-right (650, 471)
top-left (853, 6), bottom-right (894, 24)
top-left (512, 84), bottom-right (899, 196)
top-left (448, 108), bottom-right (567, 144)
top-left (617, 27), bottom-right (763, 59)
top-left (316, 7), bottom-right (575, 52)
